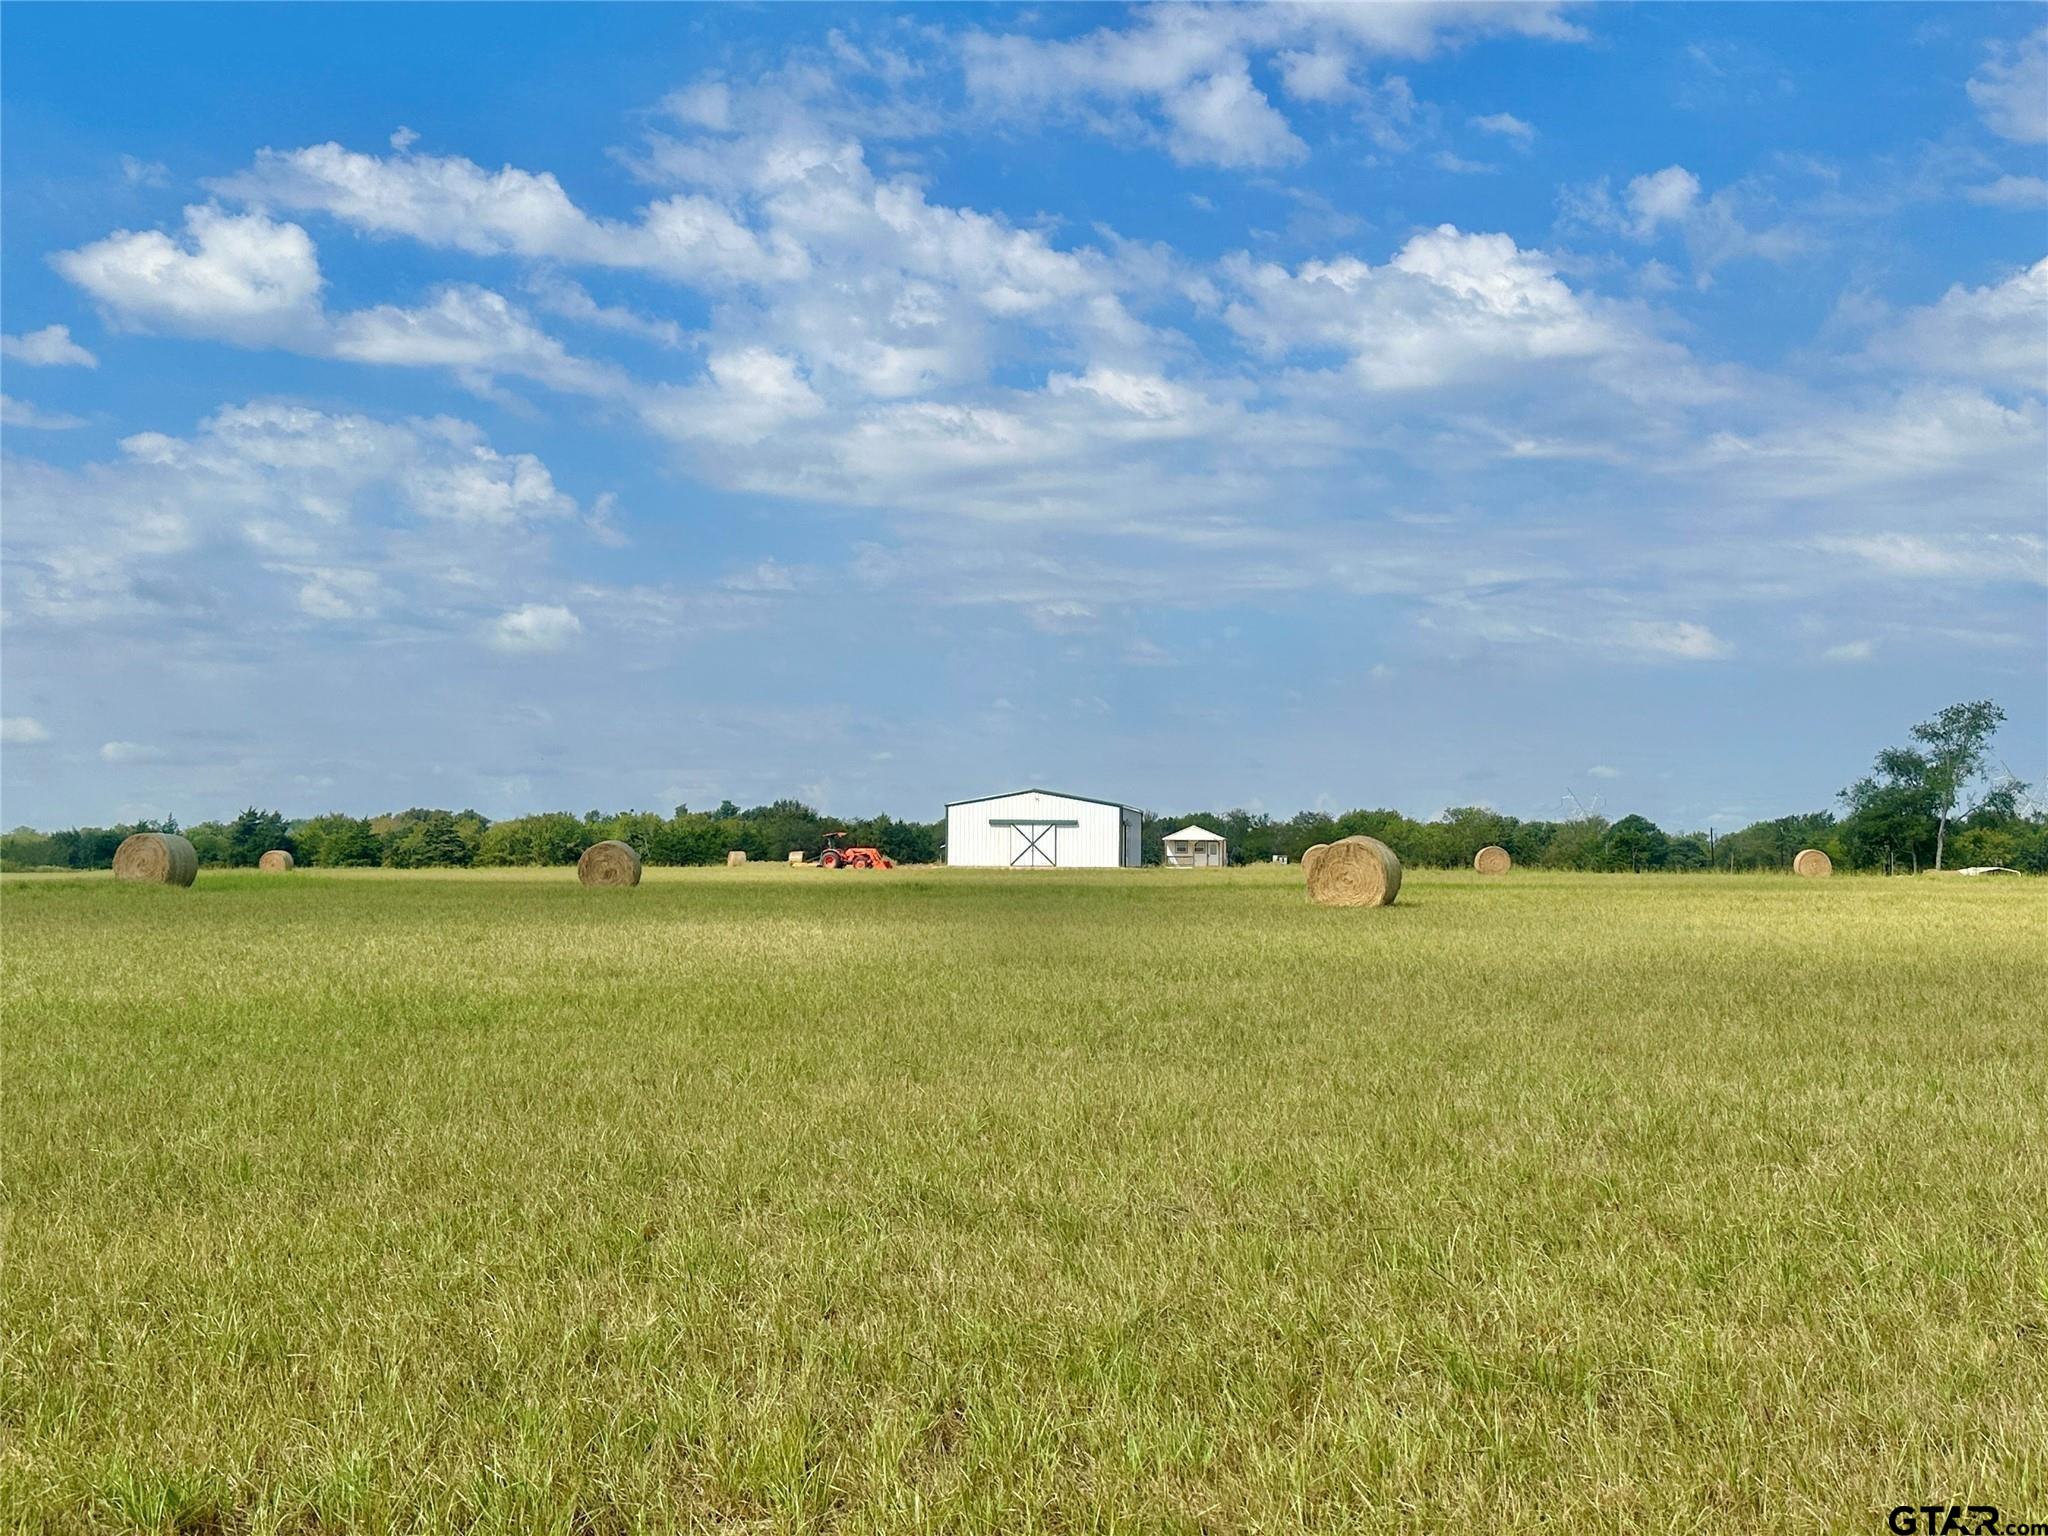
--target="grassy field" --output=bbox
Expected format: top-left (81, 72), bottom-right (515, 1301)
top-left (3, 865), bottom-right (2044, 1533)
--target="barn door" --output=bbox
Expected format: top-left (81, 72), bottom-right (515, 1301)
top-left (1008, 822), bottom-right (1057, 867)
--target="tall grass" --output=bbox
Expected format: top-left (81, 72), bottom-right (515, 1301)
top-left (3, 867), bottom-right (2043, 1532)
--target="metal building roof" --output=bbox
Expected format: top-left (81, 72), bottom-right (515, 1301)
top-left (945, 788), bottom-right (1140, 812)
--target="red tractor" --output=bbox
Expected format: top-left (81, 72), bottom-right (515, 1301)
top-left (818, 831), bottom-right (894, 869)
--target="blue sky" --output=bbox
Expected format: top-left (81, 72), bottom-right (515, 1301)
top-left (3, 2), bottom-right (2043, 832)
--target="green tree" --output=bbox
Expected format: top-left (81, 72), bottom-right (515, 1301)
top-left (1604, 814), bottom-right (1669, 873)
top-left (226, 807), bottom-right (291, 867)
top-left (1540, 814), bottom-right (1610, 870)
top-left (386, 811), bottom-right (474, 868)
top-left (297, 814), bottom-right (381, 867)
top-left (1908, 700), bottom-right (2009, 870)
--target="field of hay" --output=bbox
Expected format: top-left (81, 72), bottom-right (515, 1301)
top-left (4, 865), bottom-right (2044, 1532)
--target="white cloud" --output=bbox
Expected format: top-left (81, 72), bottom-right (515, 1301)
top-left (53, 205), bottom-right (324, 343)
top-left (1811, 532), bottom-right (2045, 584)
top-left (3, 401), bottom-right (581, 630)
top-left (1865, 258), bottom-right (2048, 394)
top-left (1, 717), bottom-right (51, 745)
top-left (120, 155), bottom-right (171, 187)
top-left (961, 4), bottom-right (1580, 168)
top-left (527, 275), bottom-right (689, 348)
top-left (289, 566), bottom-right (382, 620)
top-left (1620, 620), bottom-right (1729, 661)
top-left (215, 142), bottom-right (805, 287)
top-left (1968, 27), bottom-right (2048, 144)
top-left (1964, 175), bottom-right (2048, 208)
top-left (1161, 61), bottom-right (1307, 168)
top-left (1563, 165), bottom-right (1810, 274)
top-left (640, 347), bottom-right (825, 447)
top-left (1697, 387), bottom-right (2045, 517)
top-left (2, 324), bottom-right (98, 367)
top-left (1822, 639), bottom-right (1874, 662)
top-left (53, 206), bottom-right (622, 400)
top-left (206, 114), bottom-right (1144, 412)
top-left (1220, 225), bottom-right (1688, 393)
top-left (1586, 764), bottom-right (1620, 778)
top-left (1623, 166), bottom-right (1702, 237)
top-left (1275, 46), bottom-right (1353, 104)
top-left (330, 284), bottom-right (623, 396)
top-left (1471, 111), bottom-right (1534, 143)
top-left (99, 741), bottom-right (165, 764)
top-left (1, 395), bottom-right (86, 430)
top-left (488, 603), bottom-right (582, 652)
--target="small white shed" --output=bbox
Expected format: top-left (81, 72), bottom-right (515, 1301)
top-left (945, 788), bottom-right (1142, 868)
top-left (1162, 824), bottom-right (1227, 868)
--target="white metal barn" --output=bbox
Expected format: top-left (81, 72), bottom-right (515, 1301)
top-left (1162, 824), bottom-right (1227, 868)
top-left (945, 788), bottom-right (1142, 868)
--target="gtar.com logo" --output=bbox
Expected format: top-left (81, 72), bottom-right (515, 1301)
top-left (1889, 1508), bottom-right (2048, 1536)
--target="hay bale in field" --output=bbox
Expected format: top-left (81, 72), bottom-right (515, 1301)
top-left (1473, 844), bottom-right (1512, 875)
top-left (258, 850), bottom-right (295, 872)
top-left (1793, 848), bottom-right (1833, 879)
top-left (1306, 834), bottom-right (1402, 908)
top-left (113, 832), bottom-right (198, 887)
top-left (788, 850), bottom-right (805, 865)
top-left (1301, 842), bottom-right (1331, 881)
top-left (726, 850), bottom-right (747, 867)
top-left (577, 840), bottom-right (642, 887)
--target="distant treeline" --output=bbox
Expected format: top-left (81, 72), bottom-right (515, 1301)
top-left (7, 798), bottom-right (2042, 876)
top-left (6, 701), bottom-right (2036, 876)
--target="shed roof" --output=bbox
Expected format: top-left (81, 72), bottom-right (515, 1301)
top-left (1163, 824), bottom-right (1225, 843)
top-left (946, 787), bottom-right (1139, 812)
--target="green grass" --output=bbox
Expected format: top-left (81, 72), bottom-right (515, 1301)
top-left (3, 866), bottom-right (2044, 1533)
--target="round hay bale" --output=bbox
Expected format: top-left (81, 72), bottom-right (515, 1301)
top-left (1793, 848), bottom-right (1833, 879)
top-left (1301, 842), bottom-right (1331, 881)
top-left (1473, 844), bottom-right (1511, 875)
top-left (1306, 835), bottom-right (1402, 908)
top-left (578, 840), bottom-right (642, 887)
top-left (258, 849), bottom-right (295, 872)
top-left (113, 832), bottom-right (198, 887)
top-left (726, 850), bottom-right (747, 867)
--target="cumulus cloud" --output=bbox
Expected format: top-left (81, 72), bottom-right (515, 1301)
top-left (488, 603), bottom-right (582, 652)
top-left (1563, 165), bottom-right (1810, 276)
top-left (1864, 258), bottom-right (2048, 394)
top-left (1219, 225), bottom-right (1690, 393)
top-left (53, 205), bottom-right (324, 344)
top-left (1621, 166), bottom-right (1702, 236)
top-left (961, 4), bottom-right (1580, 168)
top-left (1968, 27), bottom-right (2048, 144)
top-left (204, 107), bottom-right (1148, 412)
top-left (3, 401), bottom-right (580, 630)
top-left (215, 142), bottom-right (805, 286)
top-left (1, 717), bottom-right (51, 745)
top-left (2, 324), bottom-right (98, 367)
top-left (51, 205), bottom-right (622, 399)
top-left (330, 284), bottom-right (623, 395)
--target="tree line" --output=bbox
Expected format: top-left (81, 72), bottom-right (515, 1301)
top-left (6, 700), bottom-right (2039, 875)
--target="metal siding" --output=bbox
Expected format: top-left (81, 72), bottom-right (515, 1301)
top-left (946, 791), bottom-right (1130, 867)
